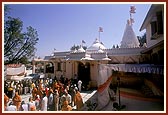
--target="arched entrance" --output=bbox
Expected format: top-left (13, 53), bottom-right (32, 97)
top-left (78, 62), bottom-right (90, 89)
top-left (45, 62), bottom-right (54, 73)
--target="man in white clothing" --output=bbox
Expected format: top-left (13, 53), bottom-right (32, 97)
top-left (48, 89), bottom-right (54, 111)
top-left (60, 90), bottom-right (71, 107)
top-left (78, 80), bottom-right (82, 92)
top-left (54, 89), bottom-right (59, 111)
top-left (41, 92), bottom-right (48, 111)
top-left (28, 97), bottom-right (35, 111)
top-left (21, 101), bottom-right (28, 111)
top-left (5, 102), bottom-right (17, 111)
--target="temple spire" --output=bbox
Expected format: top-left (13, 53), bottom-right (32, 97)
top-left (120, 6), bottom-right (140, 48)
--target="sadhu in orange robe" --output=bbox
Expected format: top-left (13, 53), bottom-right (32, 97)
top-left (12, 91), bottom-right (22, 111)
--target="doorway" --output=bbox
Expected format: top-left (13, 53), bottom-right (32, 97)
top-left (78, 62), bottom-right (90, 88)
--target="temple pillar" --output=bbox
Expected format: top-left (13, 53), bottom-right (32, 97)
top-left (32, 60), bottom-right (36, 74)
top-left (43, 62), bottom-right (45, 73)
top-left (54, 61), bottom-right (57, 77)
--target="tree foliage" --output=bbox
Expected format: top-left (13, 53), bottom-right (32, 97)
top-left (70, 44), bottom-right (87, 51)
top-left (4, 5), bottom-right (10, 18)
top-left (137, 33), bottom-right (146, 47)
top-left (4, 5), bottom-right (39, 64)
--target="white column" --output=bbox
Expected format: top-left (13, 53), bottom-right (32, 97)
top-left (32, 60), bottom-right (36, 74)
top-left (72, 61), bottom-right (74, 78)
top-left (54, 61), bottom-right (56, 77)
top-left (44, 62), bottom-right (46, 73)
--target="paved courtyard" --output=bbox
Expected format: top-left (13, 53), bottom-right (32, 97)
top-left (7, 88), bottom-right (164, 112)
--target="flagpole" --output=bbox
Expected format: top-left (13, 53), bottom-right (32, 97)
top-left (130, 12), bottom-right (132, 25)
top-left (98, 27), bottom-right (103, 41)
top-left (81, 40), bottom-right (83, 47)
top-left (99, 31), bottom-right (100, 41)
top-left (81, 40), bottom-right (86, 47)
top-left (129, 5), bottom-right (136, 26)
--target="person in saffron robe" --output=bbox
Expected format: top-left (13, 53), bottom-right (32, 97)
top-left (30, 105), bottom-right (36, 111)
top-left (61, 101), bottom-right (72, 111)
top-left (74, 88), bottom-right (84, 111)
top-left (4, 93), bottom-right (9, 110)
top-left (32, 87), bottom-right (38, 100)
top-left (12, 91), bottom-right (22, 111)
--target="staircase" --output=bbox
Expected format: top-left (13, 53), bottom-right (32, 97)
top-left (141, 85), bottom-right (154, 97)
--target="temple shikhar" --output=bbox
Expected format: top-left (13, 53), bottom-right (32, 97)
top-left (32, 5), bottom-right (164, 90)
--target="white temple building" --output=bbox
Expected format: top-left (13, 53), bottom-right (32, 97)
top-left (32, 23), bottom-right (146, 88)
top-left (32, 4), bottom-right (164, 88)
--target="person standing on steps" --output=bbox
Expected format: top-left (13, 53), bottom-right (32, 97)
top-left (78, 80), bottom-right (82, 92)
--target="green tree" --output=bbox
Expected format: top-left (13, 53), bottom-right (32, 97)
top-left (4, 6), bottom-right (39, 64)
top-left (4, 5), bottom-right (10, 18)
top-left (137, 33), bottom-right (146, 47)
top-left (19, 56), bottom-right (29, 64)
top-left (70, 44), bottom-right (79, 51)
top-left (70, 44), bottom-right (87, 51)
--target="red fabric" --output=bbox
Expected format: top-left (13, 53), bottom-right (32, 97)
top-left (97, 76), bottom-right (112, 93)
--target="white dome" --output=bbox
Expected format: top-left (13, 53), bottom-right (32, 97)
top-left (71, 48), bottom-right (77, 53)
top-left (97, 48), bottom-right (104, 53)
top-left (87, 38), bottom-right (106, 51)
top-left (81, 53), bottom-right (94, 60)
top-left (77, 45), bottom-right (85, 52)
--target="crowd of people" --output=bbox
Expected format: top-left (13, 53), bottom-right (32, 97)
top-left (4, 75), bottom-right (85, 111)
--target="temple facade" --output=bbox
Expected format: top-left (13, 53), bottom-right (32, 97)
top-left (32, 4), bottom-right (164, 88)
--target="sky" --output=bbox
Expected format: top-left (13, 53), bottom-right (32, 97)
top-left (4, 3), bottom-right (151, 59)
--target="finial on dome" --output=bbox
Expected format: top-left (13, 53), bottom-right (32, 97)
top-left (127, 19), bottom-right (131, 25)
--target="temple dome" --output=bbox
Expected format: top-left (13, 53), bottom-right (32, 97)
top-left (87, 38), bottom-right (106, 51)
top-left (97, 47), bottom-right (104, 53)
top-left (77, 45), bottom-right (85, 52)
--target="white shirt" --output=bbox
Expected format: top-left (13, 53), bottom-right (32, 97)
top-left (22, 103), bottom-right (28, 111)
top-left (6, 105), bottom-right (17, 111)
top-left (28, 101), bottom-right (35, 111)
top-left (78, 80), bottom-right (82, 86)
top-left (41, 96), bottom-right (48, 111)
top-left (61, 94), bottom-right (72, 105)
top-left (48, 93), bottom-right (54, 105)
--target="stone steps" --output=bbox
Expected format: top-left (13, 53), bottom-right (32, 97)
top-left (141, 85), bottom-right (154, 97)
